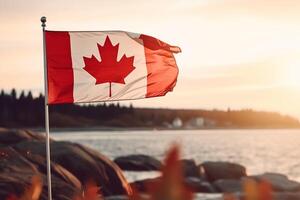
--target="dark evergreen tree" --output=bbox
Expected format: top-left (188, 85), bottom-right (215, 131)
top-left (11, 89), bottom-right (17, 100)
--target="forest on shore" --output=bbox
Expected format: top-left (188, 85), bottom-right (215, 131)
top-left (0, 89), bottom-right (299, 129)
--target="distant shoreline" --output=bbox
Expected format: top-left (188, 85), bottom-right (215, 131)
top-left (27, 126), bottom-right (300, 133)
top-left (2, 90), bottom-right (299, 129)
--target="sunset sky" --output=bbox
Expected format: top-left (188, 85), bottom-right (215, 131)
top-left (0, 0), bottom-right (300, 119)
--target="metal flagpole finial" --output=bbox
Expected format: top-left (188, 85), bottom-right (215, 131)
top-left (41, 16), bottom-right (47, 28)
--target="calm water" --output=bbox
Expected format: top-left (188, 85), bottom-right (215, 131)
top-left (52, 129), bottom-right (300, 182)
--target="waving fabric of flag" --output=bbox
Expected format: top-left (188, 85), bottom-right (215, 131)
top-left (45, 31), bottom-right (181, 104)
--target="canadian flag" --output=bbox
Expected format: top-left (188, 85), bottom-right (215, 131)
top-left (45, 31), bottom-right (180, 104)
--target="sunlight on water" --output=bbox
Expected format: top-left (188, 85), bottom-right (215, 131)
top-left (52, 129), bottom-right (300, 182)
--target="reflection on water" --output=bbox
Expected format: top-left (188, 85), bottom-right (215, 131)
top-left (52, 129), bottom-right (300, 182)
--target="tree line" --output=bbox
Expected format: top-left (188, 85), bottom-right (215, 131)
top-left (0, 89), bottom-right (299, 128)
top-left (0, 89), bottom-right (134, 128)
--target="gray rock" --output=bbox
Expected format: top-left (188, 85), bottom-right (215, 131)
top-left (236, 192), bottom-right (300, 200)
top-left (130, 177), bottom-right (160, 192)
top-left (194, 193), bottom-right (223, 200)
top-left (181, 159), bottom-right (202, 178)
top-left (114, 154), bottom-right (162, 171)
top-left (105, 195), bottom-right (129, 200)
top-left (131, 176), bottom-right (216, 194)
top-left (272, 192), bottom-right (300, 200)
top-left (250, 173), bottom-right (300, 192)
top-left (201, 161), bottom-right (246, 182)
top-left (185, 177), bottom-right (216, 193)
top-left (213, 179), bottom-right (243, 193)
top-left (105, 194), bottom-right (150, 200)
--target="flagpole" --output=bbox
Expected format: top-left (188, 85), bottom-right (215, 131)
top-left (41, 16), bottom-right (53, 200)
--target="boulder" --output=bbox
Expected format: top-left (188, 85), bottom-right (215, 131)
top-left (185, 177), bottom-right (216, 193)
top-left (130, 177), bottom-right (160, 192)
top-left (0, 147), bottom-right (78, 200)
top-left (272, 192), bottom-right (300, 200)
top-left (131, 177), bottom-right (216, 194)
top-left (105, 194), bottom-right (150, 200)
top-left (114, 155), bottom-right (162, 171)
top-left (13, 140), bottom-right (131, 196)
top-left (250, 173), bottom-right (300, 192)
top-left (201, 161), bottom-right (246, 182)
top-left (19, 149), bottom-right (82, 189)
top-left (194, 194), bottom-right (224, 200)
top-left (0, 128), bottom-right (45, 146)
top-left (236, 192), bottom-right (300, 200)
top-left (181, 159), bottom-right (202, 178)
top-left (0, 128), bottom-right (131, 199)
top-left (213, 179), bottom-right (243, 193)
top-left (105, 196), bottom-right (129, 200)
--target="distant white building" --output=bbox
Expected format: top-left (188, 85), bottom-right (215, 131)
top-left (172, 117), bottom-right (183, 128)
top-left (185, 117), bottom-right (205, 128)
top-left (204, 118), bottom-right (216, 127)
top-left (162, 121), bottom-right (172, 128)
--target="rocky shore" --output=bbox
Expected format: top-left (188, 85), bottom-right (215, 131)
top-left (0, 128), bottom-right (131, 200)
top-left (1, 128), bottom-right (300, 200)
top-left (116, 155), bottom-right (300, 199)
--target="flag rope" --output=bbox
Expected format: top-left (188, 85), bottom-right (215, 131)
top-left (41, 16), bottom-right (53, 200)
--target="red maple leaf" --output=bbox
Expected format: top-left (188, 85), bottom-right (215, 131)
top-left (83, 36), bottom-right (135, 97)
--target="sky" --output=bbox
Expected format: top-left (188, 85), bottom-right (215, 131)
top-left (0, 0), bottom-right (300, 119)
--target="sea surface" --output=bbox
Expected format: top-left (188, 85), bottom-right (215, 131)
top-left (52, 129), bottom-right (300, 183)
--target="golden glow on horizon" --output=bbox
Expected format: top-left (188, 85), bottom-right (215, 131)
top-left (282, 61), bottom-right (300, 87)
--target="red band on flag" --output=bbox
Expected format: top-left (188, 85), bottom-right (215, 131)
top-left (139, 34), bottom-right (180, 98)
top-left (45, 31), bottom-right (74, 104)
